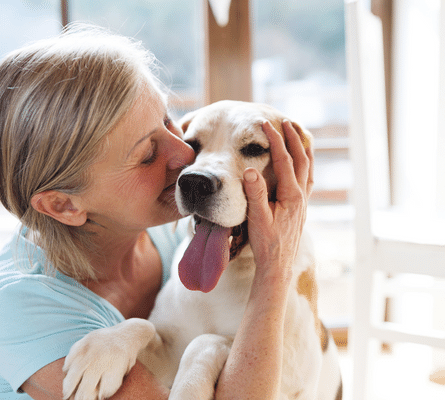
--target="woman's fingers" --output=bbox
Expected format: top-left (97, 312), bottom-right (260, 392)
top-left (261, 121), bottom-right (298, 203)
top-left (243, 168), bottom-right (272, 226)
top-left (282, 120), bottom-right (314, 197)
top-left (261, 120), bottom-right (312, 203)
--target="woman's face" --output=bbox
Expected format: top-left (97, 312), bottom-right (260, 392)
top-left (79, 84), bottom-right (195, 234)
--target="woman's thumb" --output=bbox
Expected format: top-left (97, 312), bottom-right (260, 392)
top-left (243, 168), bottom-right (270, 220)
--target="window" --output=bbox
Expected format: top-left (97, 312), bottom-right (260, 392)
top-left (0, 0), bottom-right (60, 57)
top-left (70, 0), bottom-right (204, 116)
top-left (0, 0), bottom-right (204, 116)
top-left (252, 0), bottom-right (352, 206)
top-left (252, 0), bottom-right (346, 127)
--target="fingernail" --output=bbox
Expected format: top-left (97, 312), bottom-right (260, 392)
top-left (282, 119), bottom-right (292, 129)
top-left (261, 120), bottom-right (270, 131)
top-left (244, 169), bottom-right (258, 183)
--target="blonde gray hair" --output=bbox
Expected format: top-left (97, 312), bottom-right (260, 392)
top-left (0, 24), bottom-right (165, 280)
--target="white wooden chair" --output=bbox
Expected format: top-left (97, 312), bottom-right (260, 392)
top-left (345, 0), bottom-right (445, 398)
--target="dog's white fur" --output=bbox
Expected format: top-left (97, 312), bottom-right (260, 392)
top-left (63, 101), bottom-right (342, 400)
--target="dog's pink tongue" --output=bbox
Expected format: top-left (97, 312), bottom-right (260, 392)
top-left (179, 219), bottom-right (231, 293)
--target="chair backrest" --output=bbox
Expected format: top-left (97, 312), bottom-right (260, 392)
top-left (345, 0), bottom-right (391, 250)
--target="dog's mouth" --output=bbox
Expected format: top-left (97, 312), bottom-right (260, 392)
top-left (228, 219), bottom-right (249, 260)
top-left (178, 215), bottom-right (249, 293)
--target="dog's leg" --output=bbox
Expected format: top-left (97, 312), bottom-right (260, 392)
top-left (63, 318), bottom-right (157, 400)
top-left (169, 334), bottom-right (233, 400)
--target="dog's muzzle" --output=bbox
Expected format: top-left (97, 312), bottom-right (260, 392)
top-left (177, 171), bottom-right (249, 293)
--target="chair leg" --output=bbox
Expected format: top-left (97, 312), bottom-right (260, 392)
top-left (351, 263), bottom-right (374, 400)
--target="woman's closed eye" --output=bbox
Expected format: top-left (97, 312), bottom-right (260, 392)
top-left (142, 141), bottom-right (158, 165)
top-left (141, 115), bottom-right (176, 165)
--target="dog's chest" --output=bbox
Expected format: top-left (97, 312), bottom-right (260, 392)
top-left (182, 268), bottom-right (253, 337)
top-left (280, 290), bottom-right (322, 397)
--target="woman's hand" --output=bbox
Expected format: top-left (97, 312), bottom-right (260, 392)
top-left (242, 119), bottom-right (314, 286)
top-left (215, 120), bottom-right (314, 400)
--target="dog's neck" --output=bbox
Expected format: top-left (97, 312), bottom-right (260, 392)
top-left (212, 244), bottom-right (256, 293)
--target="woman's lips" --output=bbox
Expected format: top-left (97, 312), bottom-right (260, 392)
top-left (159, 183), bottom-right (176, 203)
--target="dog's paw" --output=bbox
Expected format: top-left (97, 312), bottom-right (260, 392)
top-left (63, 319), bottom-right (156, 400)
top-left (170, 334), bottom-right (233, 400)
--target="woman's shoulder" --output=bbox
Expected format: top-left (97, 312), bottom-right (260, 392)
top-left (0, 227), bottom-right (53, 287)
top-left (0, 232), bottom-right (125, 395)
top-left (0, 228), bottom-right (37, 282)
top-left (0, 227), bottom-right (124, 324)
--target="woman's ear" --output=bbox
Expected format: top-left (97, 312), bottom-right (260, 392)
top-left (30, 191), bottom-right (87, 226)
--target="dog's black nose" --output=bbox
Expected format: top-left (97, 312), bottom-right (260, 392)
top-left (178, 172), bottom-right (222, 204)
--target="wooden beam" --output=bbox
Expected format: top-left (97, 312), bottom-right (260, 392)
top-left (204, 0), bottom-right (252, 104)
top-left (61, 0), bottom-right (69, 28)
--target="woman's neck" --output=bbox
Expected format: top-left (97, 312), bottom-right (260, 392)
top-left (82, 230), bottom-right (163, 319)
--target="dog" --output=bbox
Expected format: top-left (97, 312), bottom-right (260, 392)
top-left (63, 100), bottom-right (342, 400)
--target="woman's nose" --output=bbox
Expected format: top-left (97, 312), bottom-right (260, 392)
top-left (166, 132), bottom-right (196, 170)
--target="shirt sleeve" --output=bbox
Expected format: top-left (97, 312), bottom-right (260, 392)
top-left (0, 275), bottom-right (124, 392)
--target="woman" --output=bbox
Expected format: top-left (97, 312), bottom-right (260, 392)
top-left (0, 25), bottom-right (313, 399)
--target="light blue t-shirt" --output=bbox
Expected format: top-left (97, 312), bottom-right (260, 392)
top-left (0, 219), bottom-right (189, 399)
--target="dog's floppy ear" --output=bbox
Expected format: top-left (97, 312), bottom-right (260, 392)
top-left (291, 121), bottom-right (313, 151)
top-left (179, 110), bottom-right (198, 134)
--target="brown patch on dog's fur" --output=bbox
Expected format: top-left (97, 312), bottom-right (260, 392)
top-left (291, 122), bottom-right (312, 150)
top-left (319, 322), bottom-right (329, 353)
top-left (268, 116), bottom-right (312, 149)
top-left (269, 118), bottom-right (285, 138)
top-left (297, 267), bottom-right (326, 351)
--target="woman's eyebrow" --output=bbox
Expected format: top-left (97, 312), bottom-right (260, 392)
top-left (126, 128), bottom-right (157, 160)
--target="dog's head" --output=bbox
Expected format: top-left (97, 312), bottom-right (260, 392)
top-left (176, 100), bottom-right (312, 292)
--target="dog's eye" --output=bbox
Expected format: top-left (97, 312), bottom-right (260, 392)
top-left (240, 143), bottom-right (269, 157)
top-left (186, 139), bottom-right (201, 154)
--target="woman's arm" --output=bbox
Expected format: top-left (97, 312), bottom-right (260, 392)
top-left (215, 120), bottom-right (314, 400)
top-left (22, 359), bottom-right (169, 400)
